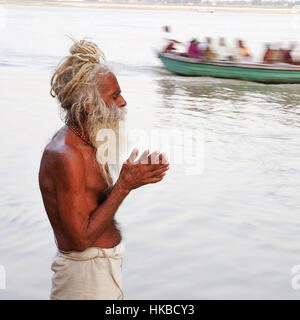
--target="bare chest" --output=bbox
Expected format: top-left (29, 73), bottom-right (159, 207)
top-left (81, 150), bottom-right (108, 194)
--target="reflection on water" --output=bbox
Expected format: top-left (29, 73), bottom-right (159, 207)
top-left (155, 76), bottom-right (300, 129)
top-left (157, 75), bottom-right (300, 106)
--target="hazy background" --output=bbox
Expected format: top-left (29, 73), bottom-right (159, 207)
top-left (0, 3), bottom-right (300, 299)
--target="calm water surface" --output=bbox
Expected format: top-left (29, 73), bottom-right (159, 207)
top-left (0, 5), bottom-right (300, 299)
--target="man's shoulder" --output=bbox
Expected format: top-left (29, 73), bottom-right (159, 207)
top-left (45, 144), bottom-right (84, 168)
top-left (42, 130), bottom-right (84, 173)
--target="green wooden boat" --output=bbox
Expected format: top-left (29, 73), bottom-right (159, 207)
top-left (158, 52), bottom-right (300, 84)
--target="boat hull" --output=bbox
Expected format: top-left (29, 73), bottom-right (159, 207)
top-left (158, 53), bottom-right (300, 84)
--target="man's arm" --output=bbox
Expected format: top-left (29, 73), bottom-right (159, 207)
top-left (55, 148), bottom-right (169, 251)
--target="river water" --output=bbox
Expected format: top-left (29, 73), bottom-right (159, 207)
top-left (1, 4), bottom-right (300, 299)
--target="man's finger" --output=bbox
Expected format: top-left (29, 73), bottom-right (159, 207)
top-left (158, 153), bottom-right (169, 165)
top-left (146, 161), bottom-right (169, 172)
top-left (139, 150), bottom-right (150, 164)
top-left (148, 151), bottom-right (160, 164)
top-left (151, 166), bottom-right (169, 177)
top-left (126, 148), bottom-right (139, 163)
top-left (146, 175), bottom-right (165, 184)
top-left (144, 165), bottom-right (169, 178)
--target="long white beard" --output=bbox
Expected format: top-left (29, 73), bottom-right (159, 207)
top-left (87, 102), bottom-right (127, 186)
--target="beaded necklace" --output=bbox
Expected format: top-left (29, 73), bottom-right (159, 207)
top-left (67, 123), bottom-right (95, 149)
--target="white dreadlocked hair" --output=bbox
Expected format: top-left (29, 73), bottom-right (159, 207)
top-left (50, 38), bottom-right (120, 189)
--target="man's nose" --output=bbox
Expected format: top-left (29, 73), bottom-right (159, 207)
top-left (119, 96), bottom-right (127, 108)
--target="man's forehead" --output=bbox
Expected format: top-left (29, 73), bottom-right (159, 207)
top-left (99, 72), bottom-right (120, 93)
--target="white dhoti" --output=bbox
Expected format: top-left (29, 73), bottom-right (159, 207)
top-left (50, 242), bottom-right (125, 300)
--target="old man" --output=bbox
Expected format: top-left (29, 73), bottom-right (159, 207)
top-left (38, 39), bottom-right (169, 300)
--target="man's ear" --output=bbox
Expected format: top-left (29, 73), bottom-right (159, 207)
top-left (84, 103), bottom-right (92, 114)
top-left (82, 97), bottom-right (92, 114)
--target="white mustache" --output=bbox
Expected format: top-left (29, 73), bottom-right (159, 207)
top-left (108, 102), bottom-right (127, 122)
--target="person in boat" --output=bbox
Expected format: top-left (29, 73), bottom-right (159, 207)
top-left (162, 25), bottom-right (182, 54)
top-left (278, 47), bottom-right (286, 63)
top-left (187, 39), bottom-right (201, 59)
top-left (283, 43), bottom-right (296, 64)
top-left (215, 37), bottom-right (231, 61)
top-left (198, 37), bottom-right (208, 55)
top-left (233, 40), bottom-right (252, 62)
top-left (163, 41), bottom-right (176, 53)
top-left (269, 43), bottom-right (281, 63)
top-left (263, 43), bottom-right (274, 64)
top-left (205, 37), bottom-right (217, 60)
top-left (39, 39), bottom-right (169, 300)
